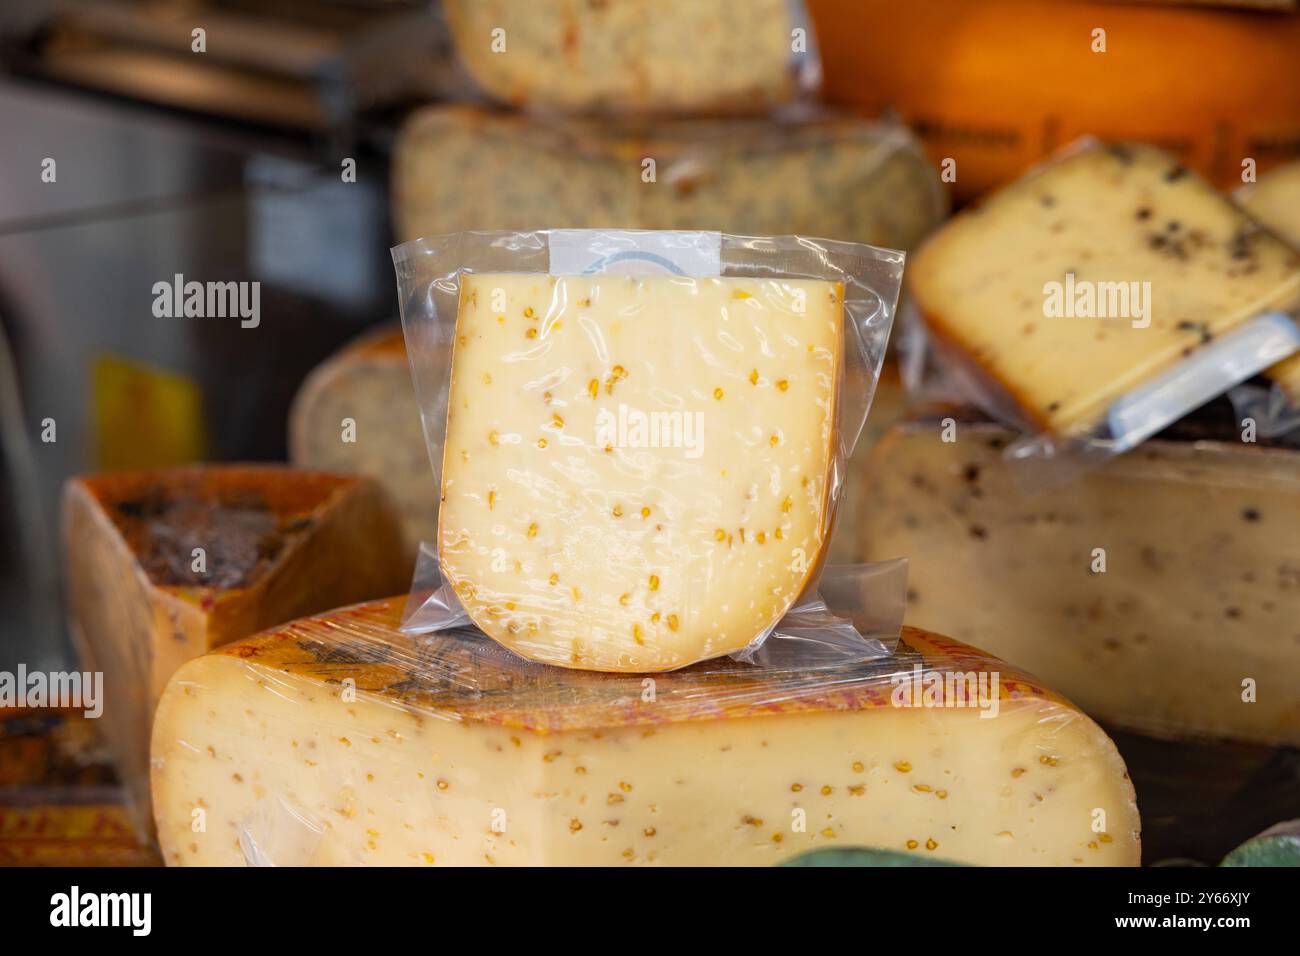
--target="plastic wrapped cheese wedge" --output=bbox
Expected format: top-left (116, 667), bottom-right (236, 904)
top-left (395, 230), bottom-right (904, 671)
top-left (290, 326), bottom-right (438, 557)
top-left (909, 141), bottom-right (1300, 459)
top-left (150, 597), bottom-right (1141, 867)
top-left (855, 420), bottom-right (1300, 746)
top-left (391, 107), bottom-right (945, 254)
top-left (443, 0), bottom-right (811, 115)
top-left (62, 466), bottom-right (409, 829)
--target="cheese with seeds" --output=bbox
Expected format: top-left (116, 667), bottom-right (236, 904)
top-left (150, 597), bottom-right (1141, 866)
top-left (856, 421), bottom-right (1300, 745)
top-left (62, 466), bottom-right (409, 825)
top-left (439, 273), bottom-right (841, 671)
top-left (910, 142), bottom-right (1300, 436)
top-left (1240, 160), bottom-right (1300, 398)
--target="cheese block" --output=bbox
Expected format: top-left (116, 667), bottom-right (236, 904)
top-left (444, 0), bottom-right (801, 115)
top-left (392, 106), bottom-right (944, 253)
top-left (62, 466), bottom-right (410, 826)
top-left (809, 0), bottom-right (1300, 203)
top-left (440, 273), bottom-right (841, 671)
top-left (856, 421), bottom-right (1300, 745)
top-left (1240, 160), bottom-right (1300, 398)
top-left (150, 596), bottom-right (1141, 866)
top-left (290, 326), bottom-right (437, 555)
top-left (910, 142), bottom-right (1300, 437)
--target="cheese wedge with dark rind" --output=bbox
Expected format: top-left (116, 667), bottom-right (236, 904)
top-left (150, 596), bottom-right (1141, 866)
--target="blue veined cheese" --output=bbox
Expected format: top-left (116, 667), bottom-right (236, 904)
top-left (911, 142), bottom-right (1300, 436)
top-left (439, 272), bottom-right (842, 671)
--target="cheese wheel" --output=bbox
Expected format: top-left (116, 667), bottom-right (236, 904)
top-left (150, 597), bottom-right (1141, 866)
top-left (809, 0), bottom-right (1300, 203)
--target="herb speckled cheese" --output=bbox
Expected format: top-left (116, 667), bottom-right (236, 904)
top-left (444, 0), bottom-right (799, 115)
top-left (392, 107), bottom-right (944, 252)
top-left (150, 597), bottom-right (1141, 866)
top-left (856, 421), bottom-right (1300, 745)
top-left (63, 466), bottom-right (409, 825)
top-left (290, 326), bottom-right (439, 556)
top-left (1240, 160), bottom-right (1300, 399)
top-left (440, 273), bottom-right (840, 671)
top-left (910, 142), bottom-right (1300, 437)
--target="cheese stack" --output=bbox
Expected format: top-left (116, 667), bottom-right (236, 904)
top-left (62, 466), bottom-right (409, 825)
top-left (856, 419), bottom-right (1300, 747)
top-left (150, 596), bottom-right (1141, 867)
top-left (910, 141), bottom-right (1300, 437)
top-left (438, 272), bottom-right (843, 672)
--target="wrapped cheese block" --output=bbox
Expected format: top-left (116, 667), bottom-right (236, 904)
top-left (909, 141), bottom-right (1300, 438)
top-left (392, 107), bottom-right (944, 252)
top-left (856, 420), bottom-right (1300, 746)
top-left (443, 0), bottom-right (806, 115)
top-left (151, 597), bottom-right (1141, 866)
top-left (439, 273), bottom-right (841, 672)
top-left (809, 0), bottom-right (1300, 202)
top-left (1240, 160), bottom-right (1300, 398)
top-left (62, 466), bottom-right (409, 827)
top-left (290, 326), bottom-right (437, 556)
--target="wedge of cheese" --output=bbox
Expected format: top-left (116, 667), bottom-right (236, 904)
top-left (910, 142), bottom-right (1300, 437)
top-left (290, 326), bottom-right (437, 556)
top-left (810, 0), bottom-right (1300, 202)
top-left (151, 597), bottom-right (1141, 866)
top-left (62, 466), bottom-right (409, 827)
top-left (856, 421), bottom-right (1300, 746)
top-left (439, 273), bottom-right (841, 671)
top-left (392, 107), bottom-right (944, 253)
top-left (1240, 160), bottom-right (1300, 398)
top-left (444, 0), bottom-right (801, 115)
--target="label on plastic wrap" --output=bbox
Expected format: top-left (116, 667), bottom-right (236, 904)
top-left (548, 229), bottom-right (721, 277)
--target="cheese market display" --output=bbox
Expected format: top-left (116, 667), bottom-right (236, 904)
top-left (809, 0), bottom-right (1300, 202)
top-left (438, 273), bottom-right (842, 672)
top-left (392, 107), bottom-right (944, 252)
top-left (856, 421), bottom-right (1300, 746)
top-left (909, 142), bottom-right (1300, 437)
top-left (62, 466), bottom-right (409, 823)
top-left (150, 597), bottom-right (1141, 867)
top-left (290, 326), bottom-right (437, 556)
top-left (443, 0), bottom-right (802, 115)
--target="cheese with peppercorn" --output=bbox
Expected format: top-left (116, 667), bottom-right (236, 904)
top-left (62, 466), bottom-right (409, 826)
top-left (909, 142), bottom-right (1300, 437)
top-left (1240, 159), bottom-right (1300, 399)
top-left (150, 596), bottom-right (1141, 866)
top-left (856, 420), bottom-right (1300, 745)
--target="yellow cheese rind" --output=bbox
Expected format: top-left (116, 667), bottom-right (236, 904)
top-left (150, 598), bottom-right (1141, 866)
top-left (911, 142), bottom-right (1300, 436)
top-left (857, 421), bottom-right (1300, 746)
top-left (1240, 160), bottom-right (1300, 399)
top-left (439, 274), bottom-right (842, 671)
top-left (444, 0), bottom-right (796, 115)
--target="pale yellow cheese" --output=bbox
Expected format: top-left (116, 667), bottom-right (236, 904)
top-left (1240, 160), bottom-right (1300, 398)
top-left (439, 273), bottom-right (841, 671)
top-left (150, 599), bottom-right (1142, 866)
top-left (910, 142), bottom-right (1300, 436)
top-left (857, 421), bottom-right (1300, 746)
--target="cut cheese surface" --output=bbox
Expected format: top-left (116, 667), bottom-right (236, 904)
top-left (151, 597), bottom-right (1141, 866)
top-left (62, 466), bottom-right (409, 827)
top-left (439, 273), bottom-right (842, 671)
top-left (444, 0), bottom-right (798, 115)
top-left (910, 142), bottom-right (1300, 436)
top-left (1239, 160), bottom-right (1300, 398)
top-left (856, 421), bottom-right (1300, 746)
top-left (392, 106), bottom-right (944, 253)
top-left (290, 326), bottom-right (438, 555)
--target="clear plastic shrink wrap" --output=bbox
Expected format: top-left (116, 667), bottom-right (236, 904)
top-left (393, 230), bottom-right (906, 671)
top-left (905, 139), bottom-right (1300, 480)
top-left (391, 107), bottom-right (946, 253)
top-left (855, 417), bottom-right (1300, 747)
top-left (149, 596), bottom-right (1142, 867)
top-left (442, 0), bottom-right (820, 116)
